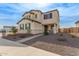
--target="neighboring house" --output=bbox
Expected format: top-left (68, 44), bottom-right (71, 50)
top-left (0, 25), bottom-right (17, 36)
top-left (17, 9), bottom-right (60, 34)
top-left (3, 26), bottom-right (16, 32)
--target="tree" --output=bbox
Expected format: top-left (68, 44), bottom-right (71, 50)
top-left (11, 27), bottom-right (17, 34)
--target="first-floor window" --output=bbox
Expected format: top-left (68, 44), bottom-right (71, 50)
top-left (25, 24), bottom-right (27, 29)
top-left (24, 23), bottom-right (31, 30)
top-left (28, 23), bottom-right (31, 29)
top-left (27, 23), bottom-right (31, 30)
top-left (20, 24), bottom-right (24, 30)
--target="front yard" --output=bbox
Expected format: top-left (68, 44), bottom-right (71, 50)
top-left (22, 33), bottom-right (79, 56)
top-left (2, 33), bottom-right (34, 41)
top-left (2, 33), bottom-right (79, 56)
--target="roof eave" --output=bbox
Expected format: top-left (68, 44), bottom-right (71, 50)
top-left (17, 18), bottom-right (41, 24)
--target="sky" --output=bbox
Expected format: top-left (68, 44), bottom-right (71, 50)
top-left (0, 3), bottom-right (79, 28)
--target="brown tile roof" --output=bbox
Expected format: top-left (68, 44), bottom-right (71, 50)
top-left (22, 9), bottom-right (59, 16)
top-left (22, 10), bottom-right (43, 16)
top-left (44, 9), bottom-right (58, 13)
top-left (17, 9), bottom-right (59, 25)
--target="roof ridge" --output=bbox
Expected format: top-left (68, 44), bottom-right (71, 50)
top-left (22, 9), bottom-right (58, 16)
top-left (75, 20), bottom-right (79, 24)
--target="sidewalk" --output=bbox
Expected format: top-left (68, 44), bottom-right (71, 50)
top-left (0, 38), bottom-right (60, 56)
top-left (17, 34), bottom-right (42, 43)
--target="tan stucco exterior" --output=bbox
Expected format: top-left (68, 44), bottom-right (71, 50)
top-left (17, 9), bottom-right (60, 34)
top-left (17, 19), bottom-right (44, 34)
top-left (17, 19), bottom-right (32, 33)
top-left (76, 23), bottom-right (79, 27)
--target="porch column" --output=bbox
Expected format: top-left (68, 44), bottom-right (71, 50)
top-left (53, 24), bottom-right (57, 34)
top-left (48, 24), bottom-right (51, 32)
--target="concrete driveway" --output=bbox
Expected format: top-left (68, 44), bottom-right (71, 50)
top-left (0, 38), bottom-right (59, 56)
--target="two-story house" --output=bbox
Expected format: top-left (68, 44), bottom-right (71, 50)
top-left (17, 9), bottom-right (60, 34)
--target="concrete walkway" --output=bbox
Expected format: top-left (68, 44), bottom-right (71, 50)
top-left (0, 38), bottom-right (60, 56)
top-left (17, 34), bottom-right (42, 43)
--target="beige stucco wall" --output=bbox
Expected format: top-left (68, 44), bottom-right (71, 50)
top-left (42, 10), bottom-right (59, 25)
top-left (31, 22), bottom-right (44, 34)
top-left (17, 19), bottom-right (44, 34)
top-left (17, 9), bottom-right (60, 34)
top-left (42, 10), bottom-right (59, 33)
top-left (17, 19), bottom-right (32, 34)
top-left (31, 11), bottom-right (42, 21)
top-left (76, 23), bottom-right (79, 27)
top-left (23, 11), bottom-right (42, 23)
top-left (23, 10), bottom-right (59, 28)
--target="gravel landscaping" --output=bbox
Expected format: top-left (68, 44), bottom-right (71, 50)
top-left (22, 33), bottom-right (79, 56)
top-left (2, 33), bottom-right (34, 41)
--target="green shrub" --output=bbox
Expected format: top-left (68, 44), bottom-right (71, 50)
top-left (44, 31), bottom-right (48, 35)
top-left (11, 27), bottom-right (17, 34)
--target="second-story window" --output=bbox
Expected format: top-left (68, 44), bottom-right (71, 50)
top-left (44, 14), bottom-right (47, 19)
top-left (35, 14), bottom-right (37, 18)
top-left (26, 15), bottom-right (30, 19)
top-left (29, 15), bottom-right (31, 18)
top-left (28, 15), bottom-right (30, 18)
top-left (49, 13), bottom-right (52, 18)
top-left (44, 13), bottom-right (52, 19)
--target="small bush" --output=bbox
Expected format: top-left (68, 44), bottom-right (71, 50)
top-left (11, 27), bottom-right (17, 35)
top-left (44, 31), bottom-right (48, 35)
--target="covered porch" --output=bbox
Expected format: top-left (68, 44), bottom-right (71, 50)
top-left (44, 23), bottom-right (58, 34)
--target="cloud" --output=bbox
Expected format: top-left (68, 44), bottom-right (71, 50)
top-left (0, 3), bottom-right (53, 26)
top-left (52, 4), bottom-right (79, 16)
top-left (0, 3), bottom-right (79, 27)
top-left (19, 3), bottom-right (52, 8)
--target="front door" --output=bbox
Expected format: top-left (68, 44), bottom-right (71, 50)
top-left (44, 25), bottom-right (48, 34)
